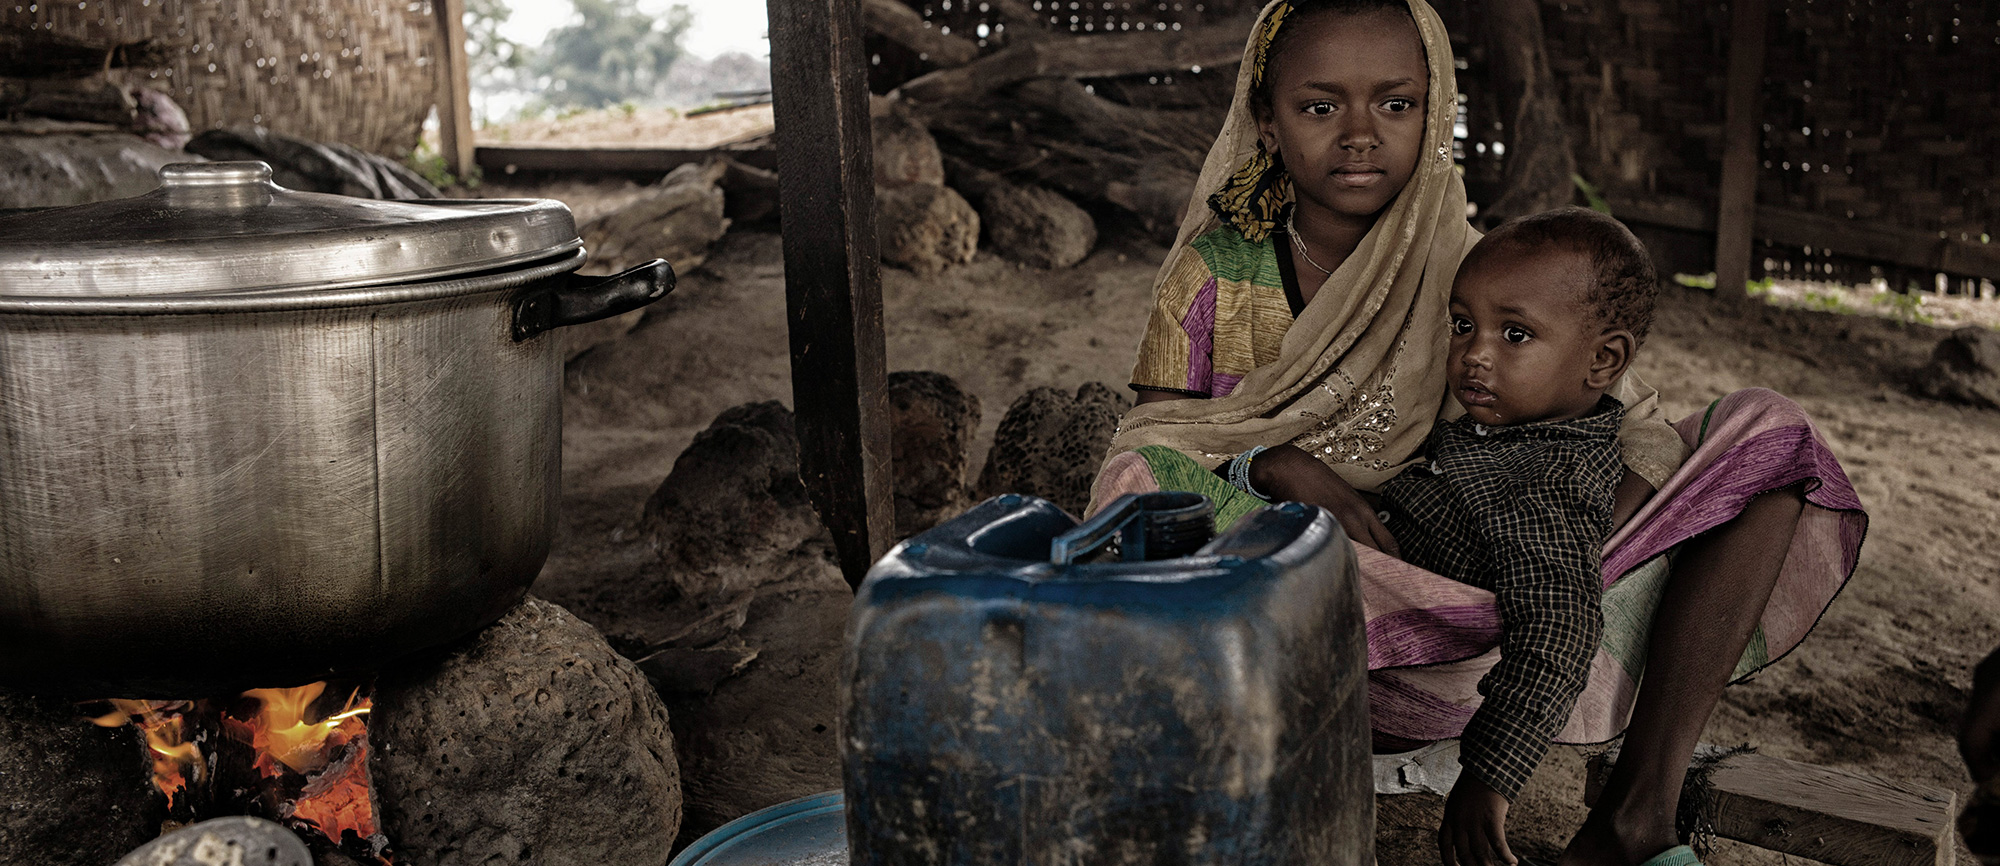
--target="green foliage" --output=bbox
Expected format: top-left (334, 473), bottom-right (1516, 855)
top-left (1571, 173), bottom-right (1612, 216)
top-left (406, 140), bottom-right (481, 190)
top-left (532, 0), bottom-right (694, 110)
top-left (1673, 272), bottom-right (1717, 290)
top-left (1798, 288), bottom-right (1855, 314)
top-left (1870, 290), bottom-right (1935, 325)
top-left (1745, 278), bottom-right (1774, 297)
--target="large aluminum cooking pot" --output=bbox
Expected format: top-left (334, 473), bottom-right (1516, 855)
top-left (0, 162), bottom-right (674, 697)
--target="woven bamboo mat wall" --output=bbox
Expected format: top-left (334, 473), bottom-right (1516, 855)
top-left (3, 0), bottom-right (441, 158)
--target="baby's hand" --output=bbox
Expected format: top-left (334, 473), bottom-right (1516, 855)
top-left (1440, 772), bottom-right (1516, 866)
top-left (1248, 445), bottom-right (1401, 556)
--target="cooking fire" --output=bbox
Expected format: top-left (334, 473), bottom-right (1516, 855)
top-left (85, 682), bottom-right (392, 864)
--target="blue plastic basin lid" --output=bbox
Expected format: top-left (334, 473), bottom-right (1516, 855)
top-left (669, 790), bottom-right (847, 866)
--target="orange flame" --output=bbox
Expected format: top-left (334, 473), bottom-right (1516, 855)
top-left (235, 683), bottom-right (381, 851)
top-left (239, 683), bottom-right (372, 775)
top-left (90, 699), bottom-right (202, 798)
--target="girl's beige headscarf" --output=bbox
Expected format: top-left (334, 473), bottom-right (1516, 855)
top-left (1107, 0), bottom-right (1474, 492)
top-left (1104, 0), bottom-right (1687, 495)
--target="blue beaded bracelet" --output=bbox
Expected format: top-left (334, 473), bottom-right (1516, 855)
top-left (1227, 445), bottom-right (1271, 500)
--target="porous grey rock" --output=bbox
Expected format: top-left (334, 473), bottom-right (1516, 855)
top-left (1914, 325), bottom-right (2000, 409)
top-left (581, 159), bottom-right (731, 275)
top-left (888, 371), bottom-right (982, 537)
top-left (716, 157), bottom-right (779, 226)
top-left (626, 404), bottom-right (848, 844)
top-left (976, 382), bottom-right (1131, 518)
top-left (876, 182), bottom-right (979, 276)
top-left (870, 97), bottom-right (945, 188)
top-left (641, 402), bottom-right (839, 605)
top-left (113, 816), bottom-right (310, 866)
top-left (565, 160), bottom-right (729, 361)
top-left (0, 689), bottom-right (160, 866)
top-left (369, 596), bottom-right (681, 866)
top-left (979, 181), bottom-right (1097, 269)
top-left (946, 157), bottom-right (1096, 269)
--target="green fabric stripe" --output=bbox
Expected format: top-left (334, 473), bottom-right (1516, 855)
top-left (1135, 445), bottom-right (1270, 531)
top-left (1189, 227), bottom-right (1284, 290)
top-left (1731, 626), bottom-right (1770, 683)
top-left (1599, 555), bottom-right (1674, 680)
top-left (1697, 398), bottom-right (1721, 445)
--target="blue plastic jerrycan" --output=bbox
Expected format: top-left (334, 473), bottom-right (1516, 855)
top-left (841, 492), bottom-right (1371, 865)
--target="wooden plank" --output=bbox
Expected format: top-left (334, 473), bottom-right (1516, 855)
top-left (433, 0), bottom-right (476, 181)
top-left (768, 0), bottom-right (895, 588)
top-left (862, 0), bottom-right (980, 66)
top-left (1610, 193), bottom-right (2000, 284)
top-left (894, 15), bottom-right (1255, 105)
top-left (1712, 0), bottom-right (1766, 300)
top-left (473, 144), bottom-right (778, 175)
top-left (1586, 747), bottom-right (1957, 866)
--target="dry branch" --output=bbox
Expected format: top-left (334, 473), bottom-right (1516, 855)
top-left (918, 78), bottom-right (1212, 234)
top-left (862, 0), bottom-right (980, 66)
top-left (894, 14), bottom-right (1256, 104)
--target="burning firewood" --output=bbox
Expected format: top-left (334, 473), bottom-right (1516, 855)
top-left (89, 682), bottom-right (392, 865)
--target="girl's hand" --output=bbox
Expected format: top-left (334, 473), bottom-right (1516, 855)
top-left (1248, 444), bottom-right (1401, 556)
top-left (1440, 772), bottom-right (1517, 866)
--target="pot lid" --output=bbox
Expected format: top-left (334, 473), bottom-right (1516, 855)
top-left (0, 161), bottom-right (582, 298)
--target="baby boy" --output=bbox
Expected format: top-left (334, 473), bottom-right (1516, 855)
top-left (1377, 206), bottom-right (1661, 840)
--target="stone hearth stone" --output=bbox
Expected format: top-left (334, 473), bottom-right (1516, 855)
top-left (661, 573), bottom-right (847, 846)
top-left (0, 689), bottom-right (161, 866)
top-left (626, 402), bottom-right (848, 845)
top-left (370, 596), bottom-right (682, 866)
top-left (976, 382), bottom-right (1132, 518)
top-left (642, 402), bottom-right (839, 606)
top-left (1914, 325), bottom-right (2000, 409)
top-left (888, 370), bottom-right (982, 538)
top-left (978, 179), bottom-right (1097, 270)
top-left (876, 182), bottom-right (979, 276)
top-left (113, 816), bottom-right (311, 866)
top-left (870, 98), bottom-right (946, 189)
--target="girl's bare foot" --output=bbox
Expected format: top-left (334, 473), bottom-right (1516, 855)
top-left (1557, 806), bottom-right (1679, 866)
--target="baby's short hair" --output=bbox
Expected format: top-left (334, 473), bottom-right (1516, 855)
top-left (1484, 207), bottom-right (1660, 344)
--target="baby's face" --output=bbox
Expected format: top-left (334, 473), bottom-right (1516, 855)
top-left (1446, 244), bottom-right (1609, 427)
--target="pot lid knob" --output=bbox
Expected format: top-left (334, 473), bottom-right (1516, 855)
top-left (159, 161), bottom-right (275, 189)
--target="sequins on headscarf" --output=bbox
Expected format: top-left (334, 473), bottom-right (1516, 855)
top-left (1205, 0), bottom-right (1296, 242)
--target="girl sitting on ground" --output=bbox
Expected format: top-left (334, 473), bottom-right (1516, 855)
top-left (1088, 2), bottom-right (1867, 865)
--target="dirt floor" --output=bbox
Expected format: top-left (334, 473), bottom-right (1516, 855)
top-left (504, 175), bottom-right (2000, 863)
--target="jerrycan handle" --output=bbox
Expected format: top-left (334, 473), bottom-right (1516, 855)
top-left (1050, 492), bottom-right (1215, 564)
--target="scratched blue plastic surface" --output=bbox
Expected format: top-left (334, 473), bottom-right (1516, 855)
top-left (669, 791), bottom-right (845, 866)
top-left (841, 494), bottom-right (1372, 866)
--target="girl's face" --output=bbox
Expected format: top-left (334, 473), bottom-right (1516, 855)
top-left (1256, 10), bottom-right (1429, 227)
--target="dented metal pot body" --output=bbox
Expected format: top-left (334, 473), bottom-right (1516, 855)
top-left (0, 162), bottom-right (673, 696)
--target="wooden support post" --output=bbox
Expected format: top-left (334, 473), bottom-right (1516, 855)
top-left (769, 0), bottom-right (895, 588)
top-left (433, 0), bottom-right (476, 181)
top-left (1713, 0), bottom-right (1768, 301)
top-left (1587, 746), bottom-right (1958, 866)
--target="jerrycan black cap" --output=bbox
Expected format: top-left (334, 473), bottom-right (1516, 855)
top-left (1049, 491), bottom-right (1214, 564)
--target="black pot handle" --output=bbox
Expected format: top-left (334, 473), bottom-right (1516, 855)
top-left (512, 258), bottom-right (676, 342)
